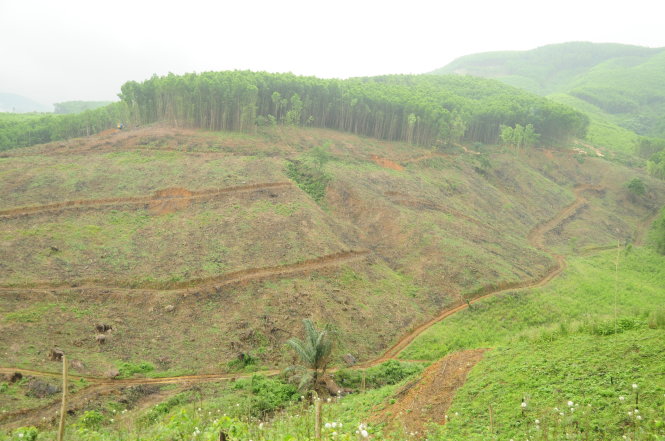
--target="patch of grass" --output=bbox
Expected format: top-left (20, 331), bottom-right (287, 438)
top-left (438, 329), bottom-right (665, 440)
top-left (285, 159), bottom-right (330, 203)
top-left (232, 375), bottom-right (298, 418)
top-left (399, 247), bottom-right (665, 361)
top-left (116, 361), bottom-right (155, 378)
top-left (4, 304), bottom-right (57, 323)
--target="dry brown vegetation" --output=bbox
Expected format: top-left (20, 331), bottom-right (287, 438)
top-left (1, 124), bottom-right (664, 389)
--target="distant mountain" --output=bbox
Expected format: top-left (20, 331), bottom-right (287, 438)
top-left (54, 100), bottom-right (113, 114)
top-left (0, 92), bottom-right (50, 113)
top-left (432, 42), bottom-right (665, 142)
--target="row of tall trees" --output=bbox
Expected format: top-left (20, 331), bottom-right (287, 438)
top-left (0, 103), bottom-right (127, 151)
top-left (118, 71), bottom-right (589, 147)
top-left (499, 124), bottom-right (540, 148)
top-left (0, 72), bottom-right (589, 151)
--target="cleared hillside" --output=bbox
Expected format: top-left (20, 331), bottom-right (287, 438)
top-left (1, 124), bottom-right (663, 383)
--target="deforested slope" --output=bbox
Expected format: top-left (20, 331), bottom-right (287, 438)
top-left (1, 124), bottom-right (663, 381)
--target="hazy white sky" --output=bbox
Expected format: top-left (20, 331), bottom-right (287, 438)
top-left (1, 0), bottom-right (663, 106)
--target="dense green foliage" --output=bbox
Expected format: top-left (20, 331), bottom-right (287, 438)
top-left (232, 375), bottom-right (299, 418)
top-left (636, 136), bottom-right (665, 158)
top-left (0, 103), bottom-right (127, 151)
top-left (118, 71), bottom-right (587, 146)
top-left (433, 42), bottom-right (665, 145)
top-left (0, 72), bottom-right (588, 152)
top-left (626, 177), bottom-right (646, 196)
top-left (499, 123), bottom-right (539, 148)
top-left (335, 360), bottom-right (423, 389)
top-left (285, 160), bottom-right (331, 203)
top-left (54, 100), bottom-right (113, 114)
top-left (116, 361), bottom-right (155, 378)
top-left (647, 149), bottom-right (665, 179)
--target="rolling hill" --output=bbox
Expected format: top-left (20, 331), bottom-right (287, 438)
top-left (433, 42), bottom-right (665, 150)
top-left (1, 69), bottom-right (665, 440)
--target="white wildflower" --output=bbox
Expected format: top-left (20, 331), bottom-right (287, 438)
top-left (632, 383), bottom-right (638, 389)
top-left (567, 401), bottom-right (574, 407)
top-left (636, 415), bottom-right (642, 420)
top-left (361, 429), bottom-right (369, 438)
top-left (521, 402), bottom-right (527, 408)
top-left (619, 396), bottom-right (625, 401)
top-left (325, 423), bottom-right (332, 429)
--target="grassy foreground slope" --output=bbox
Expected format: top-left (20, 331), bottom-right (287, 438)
top-left (3, 248), bottom-right (663, 440)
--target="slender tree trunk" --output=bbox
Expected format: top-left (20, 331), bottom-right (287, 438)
top-left (57, 355), bottom-right (68, 441)
top-left (314, 398), bottom-right (322, 440)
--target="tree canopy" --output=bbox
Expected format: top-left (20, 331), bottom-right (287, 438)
top-left (118, 71), bottom-right (588, 146)
top-left (0, 71), bottom-right (589, 151)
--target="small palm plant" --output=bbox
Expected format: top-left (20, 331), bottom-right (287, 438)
top-left (286, 319), bottom-right (335, 393)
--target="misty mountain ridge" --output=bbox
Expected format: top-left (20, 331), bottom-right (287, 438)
top-left (0, 92), bottom-right (50, 113)
top-left (432, 41), bottom-right (665, 139)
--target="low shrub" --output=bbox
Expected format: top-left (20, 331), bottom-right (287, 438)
top-left (116, 361), bottom-right (155, 378)
top-left (232, 375), bottom-right (298, 418)
top-left (335, 360), bottom-right (422, 390)
top-left (77, 410), bottom-right (105, 430)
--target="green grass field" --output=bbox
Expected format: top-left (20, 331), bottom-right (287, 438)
top-left (399, 247), bottom-right (665, 361)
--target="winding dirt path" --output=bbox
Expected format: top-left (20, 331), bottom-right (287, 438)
top-left (0, 250), bottom-right (370, 294)
top-left (362, 185), bottom-right (597, 365)
top-left (0, 182), bottom-right (292, 219)
top-left (0, 185), bottom-right (604, 428)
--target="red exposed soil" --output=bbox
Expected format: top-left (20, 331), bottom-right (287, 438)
top-left (0, 185), bottom-right (605, 429)
top-left (0, 182), bottom-right (292, 219)
top-left (371, 349), bottom-right (487, 435)
top-left (359, 187), bottom-right (598, 366)
top-left (370, 155), bottom-right (405, 171)
top-left (401, 152), bottom-right (452, 164)
top-left (0, 250), bottom-right (370, 293)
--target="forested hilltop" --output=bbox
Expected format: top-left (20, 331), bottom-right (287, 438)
top-left (432, 42), bottom-right (665, 140)
top-left (0, 72), bottom-right (588, 151)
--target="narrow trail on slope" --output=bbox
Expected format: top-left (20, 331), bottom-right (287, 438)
top-left (364, 185), bottom-right (600, 365)
top-left (0, 250), bottom-right (369, 294)
top-left (0, 185), bottom-right (606, 428)
top-left (0, 182), bottom-right (292, 219)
